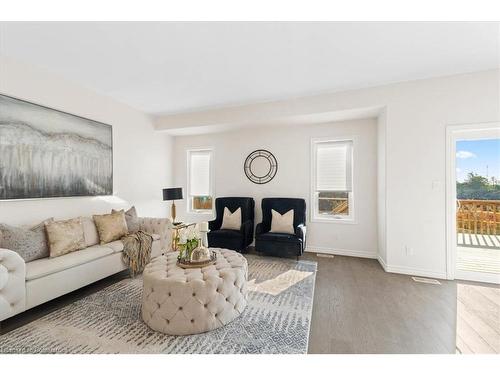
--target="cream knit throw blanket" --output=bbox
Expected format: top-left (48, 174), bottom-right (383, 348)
top-left (121, 230), bottom-right (153, 276)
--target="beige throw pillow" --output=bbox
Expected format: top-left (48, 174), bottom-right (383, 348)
top-left (270, 209), bottom-right (295, 234)
top-left (220, 207), bottom-right (242, 230)
top-left (45, 218), bottom-right (86, 258)
top-left (93, 211), bottom-right (129, 244)
top-left (111, 206), bottom-right (139, 233)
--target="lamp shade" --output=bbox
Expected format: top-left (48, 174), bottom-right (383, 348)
top-left (163, 187), bottom-right (183, 201)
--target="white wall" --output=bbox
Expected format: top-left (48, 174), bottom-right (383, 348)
top-left (158, 70), bottom-right (500, 278)
top-left (0, 56), bottom-right (173, 225)
top-left (377, 109), bottom-right (387, 265)
top-left (173, 118), bottom-right (378, 257)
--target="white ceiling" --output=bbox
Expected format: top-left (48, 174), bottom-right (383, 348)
top-left (0, 22), bottom-right (498, 115)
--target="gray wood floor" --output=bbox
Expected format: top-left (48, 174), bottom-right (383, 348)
top-left (2, 252), bottom-right (498, 353)
top-left (301, 253), bottom-right (459, 353)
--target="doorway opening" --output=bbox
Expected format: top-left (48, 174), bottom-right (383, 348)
top-left (446, 123), bottom-right (500, 284)
top-left (446, 123), bottom-right (500, 354)
top-left (456, 138), bottom-right (500, 280)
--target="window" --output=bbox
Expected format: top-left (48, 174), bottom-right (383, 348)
top-left (311, 138), bottom-right (354, 222)
top-left (187, 149), bottom-right (214, 213)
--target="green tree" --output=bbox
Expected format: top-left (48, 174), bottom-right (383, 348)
top-left (457, 172), bottom-right (500, 200)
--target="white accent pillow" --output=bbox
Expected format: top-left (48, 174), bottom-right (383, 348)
top-left (270, 209), bottom-right (295, 234)
top-left (220, 207), bottom-right (242, 230)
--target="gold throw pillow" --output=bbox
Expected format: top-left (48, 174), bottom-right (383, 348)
top-left (93, 211), bottom-right (129, 244)
top-left (45, 218), bottom-right (86, 258)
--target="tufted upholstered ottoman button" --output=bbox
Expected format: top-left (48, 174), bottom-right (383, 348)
top-left (141, 248), bottom-right (248, 335)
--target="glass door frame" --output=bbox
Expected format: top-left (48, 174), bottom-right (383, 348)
top-left (445, 122), bottom-right (500, 284)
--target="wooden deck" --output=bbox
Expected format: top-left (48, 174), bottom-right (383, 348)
top-left (457, 233), bottom-right (500, 248)
top-left (456, 282), bottom-right (500, 354)
top-left (456, 233), bottom-right (500, 275)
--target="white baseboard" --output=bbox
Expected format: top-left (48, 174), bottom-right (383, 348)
top-left (381, 263), bottom-right (447, 279)
top-left (305, 246), bottom-right (377, 259)
top-left (378, 254), bottom-right (446, 279)
top-left (377, 255), bottom-right (388, 271)
top-left (308, 246), bottom-right (447, 279)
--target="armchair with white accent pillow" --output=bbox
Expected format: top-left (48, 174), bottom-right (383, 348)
top-left (207, 197), bottom-right (255, 252)
top-left (255, 198), bottom-right (307, 259)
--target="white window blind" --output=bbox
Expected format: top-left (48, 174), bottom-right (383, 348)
top-left (316, 140), bottom-right (353, 192)
top-left (189, 151), bottom-right (211, 196)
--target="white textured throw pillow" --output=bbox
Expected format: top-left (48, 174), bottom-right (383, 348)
top-left (220, 207), bottom-right (242, 230)
top-left (270, 209), bottom-right (295, 234)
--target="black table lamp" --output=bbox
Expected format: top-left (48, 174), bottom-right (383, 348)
top-left (163, 188), bottom-right (183, 224)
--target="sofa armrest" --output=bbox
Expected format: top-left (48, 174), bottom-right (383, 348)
top-left (138, 217), bottom-right (172, 253)
top-left (0, 248), bottom-right (26, 321)
top-left (295, 224), bottom-right (307, 242)
top-left (209, 218), bottom-right (221, 231)
top-left (240, 220), bottom-right (254, 244)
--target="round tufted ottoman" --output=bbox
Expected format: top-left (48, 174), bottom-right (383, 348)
top-left (141, 248), bottom-right (248, 335)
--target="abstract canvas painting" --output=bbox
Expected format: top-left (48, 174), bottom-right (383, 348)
top-left (0, 94), bottom-right (113, 200)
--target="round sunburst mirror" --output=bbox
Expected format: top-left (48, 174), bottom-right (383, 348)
top-left (244, 149), bottom-right (278, 184)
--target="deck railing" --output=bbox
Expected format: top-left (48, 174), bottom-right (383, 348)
top-left (457, 199), bottom-right (500, 235)
top-left (318, 197), bottom-right (349, 214)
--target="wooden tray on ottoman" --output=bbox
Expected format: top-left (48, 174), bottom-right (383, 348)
top-left (176, 250), bottom-right (217, 269)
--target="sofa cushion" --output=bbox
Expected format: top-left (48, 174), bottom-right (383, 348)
top-left (107, 234), bottom-right (160, 254)
top-left (106, 240), bottom-right (124, 253)
top-left (26, 245), bottom-right (114, 281)
top-left (45, 218), bottom-right (86, 258)
top-left (112, 206), bottom-right (140, 233)
top-left (0, 218), bottom-right (53, 262)
top-left (256, 232), bottom-right (302, 243)
top-left (209, 229), bottom-right (242, 238)
top-left (81, 217), bottom-right (100, 247)
top-left (93, 211), bottom-right (128, 244)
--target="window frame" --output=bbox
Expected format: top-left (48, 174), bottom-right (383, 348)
top-left (186, 148), bottom-right (215, 215)
top-left (310, 137), bottom-right (356, 224)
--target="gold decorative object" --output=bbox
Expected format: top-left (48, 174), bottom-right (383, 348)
top-left (162, 187), bottom-right (183, 224)
top-left (171, 201), bottom-right (177, 223)
top-left (190, 246), bottom-right (211, 263)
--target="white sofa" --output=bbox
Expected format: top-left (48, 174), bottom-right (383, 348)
top-left (0, 216), bottom-right (171, 323)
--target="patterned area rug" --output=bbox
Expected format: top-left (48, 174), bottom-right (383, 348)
top-left (0, 254), bottom-right (317, 354)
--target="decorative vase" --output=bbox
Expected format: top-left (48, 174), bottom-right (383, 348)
top-left (190, 244), bottom-right (211, 263)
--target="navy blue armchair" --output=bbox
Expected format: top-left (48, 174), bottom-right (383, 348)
top-left (208, 197), bottom-right (255, 252)
top-left (255, 198), bottom-right (306, 258)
